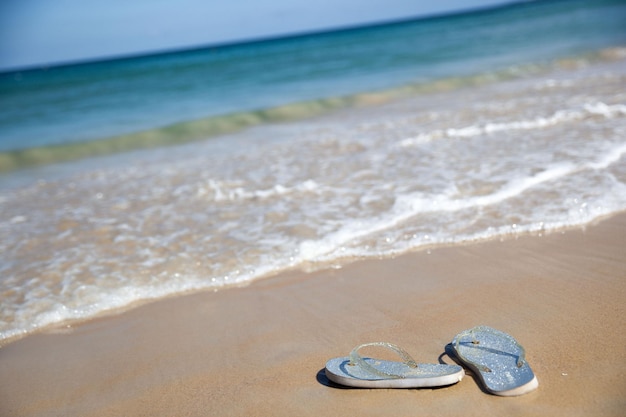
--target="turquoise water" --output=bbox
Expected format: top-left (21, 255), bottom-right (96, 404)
top-left (1, 0), bottom-right (626, 344)
top-left (0, 0), bottom-right (625, 164)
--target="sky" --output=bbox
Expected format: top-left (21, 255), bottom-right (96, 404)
top-left (0, 0), bottom-right (513, 71)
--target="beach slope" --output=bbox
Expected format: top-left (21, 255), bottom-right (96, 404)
top-left (1, 213), bottom-right (625, 416)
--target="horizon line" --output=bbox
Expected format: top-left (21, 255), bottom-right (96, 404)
top-left (0, 0), bottom-right (526, 74)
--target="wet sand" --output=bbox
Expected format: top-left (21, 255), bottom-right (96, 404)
top-left (1, 212), bottom-right (625, 416)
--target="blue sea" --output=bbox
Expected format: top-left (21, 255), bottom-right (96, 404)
top-left (1, 0), bottom-right (626, 344)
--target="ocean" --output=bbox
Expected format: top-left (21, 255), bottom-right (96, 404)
top-left (1, 0), bottom-right (625, 344)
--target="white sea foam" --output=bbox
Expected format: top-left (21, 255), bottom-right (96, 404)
top-left (2, 56), bottom-right (626, 344)
top-left (196, 179), bottom-right (319, 201)
top-left (297, 143), bottom-right (626, 263)
top-left (584, 102), bottom-right (626, 118)
top-left (586, 143), bottom-right (626, 170)
top-left (398, 102), bottom-right (626, 147)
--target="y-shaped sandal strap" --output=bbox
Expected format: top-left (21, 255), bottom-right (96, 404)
top-left (454, 326), bottom-right (526, 373)
top-left (349, 342), bottom-right (418, 379)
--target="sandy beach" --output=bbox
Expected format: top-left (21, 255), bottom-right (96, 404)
top-left (2, 2), bottom-right (625, 416)
top-left (1, 212), bottom-right (625, 416)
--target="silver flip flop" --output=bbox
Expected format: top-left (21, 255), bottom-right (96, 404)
top-left (450, 325), bottom-right (538, 396)
top-left (325, 342), bottom-right (464, 388)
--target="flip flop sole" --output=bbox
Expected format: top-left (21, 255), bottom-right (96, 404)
top-left (451, 326), bottom-right (538, 396)
top-left (325, 357), bottom-right (464, 388)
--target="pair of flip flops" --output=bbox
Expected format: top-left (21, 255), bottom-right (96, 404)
top-left (325, 325), bottom-right (538, 396)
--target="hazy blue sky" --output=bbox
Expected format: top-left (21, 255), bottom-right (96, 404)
top-left (0, 0), bottom-right (513, 70)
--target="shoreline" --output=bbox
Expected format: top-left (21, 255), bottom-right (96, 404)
top-left (2, 46), bottom-right (624, 174)
top-left (0, 211), bottom-right (619, 348)
top-left (1, 212), bottom-right (625, 416)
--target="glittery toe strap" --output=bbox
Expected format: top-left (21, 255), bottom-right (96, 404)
top-left (454, 325), bottom-right (527, 372)
top-left (349, 342), bottom-right (418, 379)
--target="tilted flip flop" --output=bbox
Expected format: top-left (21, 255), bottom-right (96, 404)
top-left (325, 342), bottom-right (464, 388)
top-left (450, 325), bottom-right (538, 396)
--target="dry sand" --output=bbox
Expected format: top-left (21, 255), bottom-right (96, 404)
top-left (1, 213), bottom-right (625, 416)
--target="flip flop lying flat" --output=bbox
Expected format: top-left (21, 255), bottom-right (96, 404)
top-left (325, 342), bottom-right (464, 388)
top-left (450, 325), bottom-right (538, 396)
